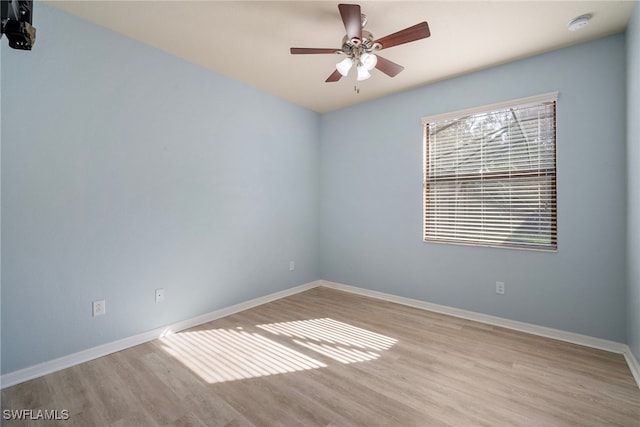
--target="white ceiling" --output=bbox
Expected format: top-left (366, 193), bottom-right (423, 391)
top-left (46, 1), bottom-right (635, 113)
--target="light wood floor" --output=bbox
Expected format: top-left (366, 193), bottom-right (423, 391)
top-left (2, 286), bottom-right (640, 426)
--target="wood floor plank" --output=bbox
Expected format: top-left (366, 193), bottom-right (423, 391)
top-left (2, 286), bottom-right (639, 426)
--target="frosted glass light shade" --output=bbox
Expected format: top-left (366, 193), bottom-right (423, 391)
top-left (361, 53), bottom-right (377, 71)
top-left (336, 57), bottom-right (353, 76)
top-left (356, 65), bottom-right (371, 81)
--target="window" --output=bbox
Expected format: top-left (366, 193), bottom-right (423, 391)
top-left (422, 92), bottom-right (557, 250)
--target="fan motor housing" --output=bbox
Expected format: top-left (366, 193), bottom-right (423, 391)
top-left (341, 30), bottom-right (380, 57)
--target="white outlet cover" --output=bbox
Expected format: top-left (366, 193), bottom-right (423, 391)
top-left (92, 299), bottom-right (106, 316)
top-left (155, 288), bottom-right (165, 303)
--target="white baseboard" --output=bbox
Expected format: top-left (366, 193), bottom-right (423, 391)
top-left (0, 280), bottom-right (321, 389)
top-left (319, 280), bottom-right (640, 389)
top-left (623, 346), bottom-right (640, 387)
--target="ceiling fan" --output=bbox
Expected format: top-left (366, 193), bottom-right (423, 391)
top-left (290, 3), bottom-right (430, 83)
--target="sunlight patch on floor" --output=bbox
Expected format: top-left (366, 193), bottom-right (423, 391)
top-left (257, 318), bottom-right (397, 364)
top-left (159, 318), bottom-right (397, 383)
top-left (159, 327), bottom-right (327, 383)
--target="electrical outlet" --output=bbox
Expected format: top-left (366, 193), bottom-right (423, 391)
top-left (155, 288), bottom-right (165, 303)
top-left (496, 281), bottom-right (505, 295)
top-left (289, 261), bottom-right (295, 271)
top-left (92, 299), bottom-right (106, 317)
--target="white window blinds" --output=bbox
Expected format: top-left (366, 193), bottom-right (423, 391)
top-left (422, 93), bottom-right (557, 250)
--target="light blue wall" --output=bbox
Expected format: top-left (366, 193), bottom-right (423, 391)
top-left (627, 2), bottom-right (640, 361)
top-left (1, 5), bottom-right (320, 373)
top-left (320, 34), bottom-right (628, 342)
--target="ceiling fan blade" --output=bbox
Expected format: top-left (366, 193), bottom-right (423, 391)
top-left (325, 69), bottom-right (343, 83)
top-left (374, 55), bottom-right (404, 77)
top-left (374, 22), bottom-right (430, 50)
top-left (338, 4), bottom-right (362, 40)
top-left (290, 48), bottom-right (340, 55)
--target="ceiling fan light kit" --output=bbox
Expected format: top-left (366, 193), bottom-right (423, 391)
top-left (337, 52), bottom-right (377, 80)
top-left (290, 3), bottom-right (431, 84)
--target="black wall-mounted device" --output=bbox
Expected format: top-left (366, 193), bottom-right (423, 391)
top-left (1, 0), bottom-right (36, 50)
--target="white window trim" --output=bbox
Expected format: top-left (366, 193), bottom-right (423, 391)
top-left (421, 91), bottom-right (558, 125)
